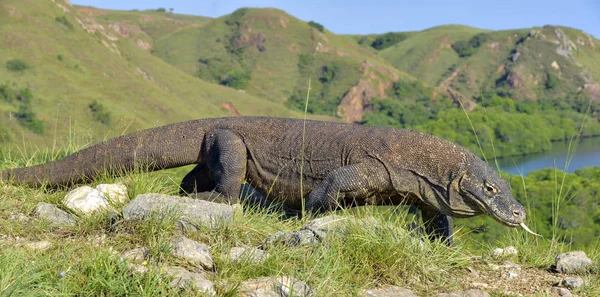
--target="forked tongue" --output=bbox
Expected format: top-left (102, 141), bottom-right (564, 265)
top-left (519, 222), bottom-right (542, 237)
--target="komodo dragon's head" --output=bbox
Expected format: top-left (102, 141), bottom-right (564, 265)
top-left (446, 155), bottom-right (540, 236)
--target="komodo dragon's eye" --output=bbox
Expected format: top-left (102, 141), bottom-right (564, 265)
top-left (483, 181), bottom-right (498, 195)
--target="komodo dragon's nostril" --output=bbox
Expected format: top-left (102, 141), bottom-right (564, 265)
top-left (513, 210), bottom-right (521, 217)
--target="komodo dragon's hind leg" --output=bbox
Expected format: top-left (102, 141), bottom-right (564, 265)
top-left (180, 129), bottom-right (247, 204)
top-left (179, 163), bottom-right (215, 195)
top-left (420, 207), bottom-right (454, 245)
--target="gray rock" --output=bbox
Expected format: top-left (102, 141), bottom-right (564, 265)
top-left (263, 229), bottom-right (319, 248)
top-left (561, 276), bottom-right (585, 289)
top-left (24, 240), bottom-right (52, 251)
top-left (9, 213), bottom-right (30, 223)
top-left (238, 276), bottom-right (313, 297)
top-left (63, 184), bottom-right (128, 215)
top-left (121, 247), bottom-right (148, 263)
top-left (436, 289), bottom-right (491, 297)
top-left (64, 186), bottom-right (106, 214)
top-left (304, 215), bottom-right (380, 240)
top-left (95, 183), bottom-right (128, 204)
top-left (126, 263), bottom-right (148, 274)
top-left (491, 248), bottom-right (504, 258)
top-left (551, 287), bottom-right (573, 297)
top-left (171, 236), bottom-right (213, 270)
top-left (491, 246), bottom-right (518, 259)
top-left (33, 203), bottom-right (75, 226)
top-left (511, 51), bottom-right (520, 62)
top-left (264, 215), bottom-right (381, 248)
top-left (122, 193), bottom-right (233, 230)
top-left (504, 246), bottom-right (518, 256)
top-left (555, 251), bottom-right (593, 274)
top-left (224, 247), bottom-right (269, 263)
top-left (470, 283), bottom-right (489, 289)
top-left (500, 261), bottom-right (521, 270)
top-left (359, 286), bottom-right (418, 297)
top-left (505, 270), bottom-right (518, 279)
top-left (162, 266), bottom-right (215, 295)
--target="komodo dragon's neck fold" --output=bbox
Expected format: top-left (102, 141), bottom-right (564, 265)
top-left (1, 120), bottom-right (209, 187)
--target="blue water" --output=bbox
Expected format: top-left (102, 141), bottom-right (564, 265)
top-left (497, 137), bottom-right (600, 175)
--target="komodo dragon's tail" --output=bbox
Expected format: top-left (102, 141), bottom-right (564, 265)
top-left (0, 120), bottom-right (208, 187)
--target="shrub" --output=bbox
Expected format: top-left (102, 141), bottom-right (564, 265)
top-left (545, 72), bottom-right (559, 90)
top-left (0, 83), bottom-right (32, 104)
top-left (0, 82), bottom-right (19, 102)
top-left (392, 80), bottom-right (431, 100)
top-left (308, 21), bottom-right (325, 33)
top-left (89, 101), bottom-right (112, 125)
top-left (298, 53), bottom-right (313, 69)
top-left (318, 64), bottom-right (339, 84)
top-left (15, 105), bottom-right (44, 134)
top-left (220, 69), bottom-right (251, 90)
top-left (156, 8), bottom-right (166, 12)
top-left (6, 59), bottom-right (31, 72)
top-left (451, 40), bottom-right (477, 57)
top-left (452, 33), bottom-right (489, 57)
top-left (371, 32), bottom-right (410, 50)
top-left (468, 33), bottom-right (489, 48)
top-left (55, 16), bottom-right (73, 30)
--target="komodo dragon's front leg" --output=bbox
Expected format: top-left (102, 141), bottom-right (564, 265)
top-left (420, 208), bottom-right (454, 245)
top-left (305, 161), bottom-right (391, 212)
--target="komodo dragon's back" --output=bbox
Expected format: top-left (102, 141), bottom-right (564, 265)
top-left (1, 116), bottom-right (531, 243)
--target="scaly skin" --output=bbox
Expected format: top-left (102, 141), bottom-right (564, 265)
top-left (1, 116), bottom-right (526, 243)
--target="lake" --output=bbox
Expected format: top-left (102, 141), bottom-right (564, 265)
top-left (497, 136), bottom-right (600, 175)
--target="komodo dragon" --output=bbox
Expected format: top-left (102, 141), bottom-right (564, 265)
top-left (0, 116), bottom-right (538, 242)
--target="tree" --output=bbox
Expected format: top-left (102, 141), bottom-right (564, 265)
top-left (308, 21), bottom-right (325, 33)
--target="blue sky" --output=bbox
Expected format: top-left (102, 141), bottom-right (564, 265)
top-left (72, 0), bottom-right (600, 38)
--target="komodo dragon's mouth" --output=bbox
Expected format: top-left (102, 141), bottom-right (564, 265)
top-left (483, 204), bottom-right (541, 237)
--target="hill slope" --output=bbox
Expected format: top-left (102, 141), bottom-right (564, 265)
top-left (0, 0), bottom-right (314, 150)
top-left (1, 1), bottom-right (600, 158)
top-left (378, 25), bottom-right (600, 106)
top-left (104, 7), bottom-right (423, 122)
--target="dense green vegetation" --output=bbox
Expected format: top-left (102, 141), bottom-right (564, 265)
top-left (88, 101), bottom-right (112, 125)
top-left (370, 32), bottom-right (412, 50)
top-left (219, 69), bottom-right (252, 90)
top-left (362, 82), bottom-right (600, 158)
top-left (55, 15), bottom-right (73, 30)
top-left (307, 21), bottom-right (325, 33)
top-left (458, 167), bottom-right (600, 249)
top-left (451, 33), bottom-right (489, 57)
top-left (0, 82), bottom-right (45, 134)
top-left (5, 59), bottom-right (32, 72)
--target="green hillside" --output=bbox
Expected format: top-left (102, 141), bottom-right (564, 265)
top-left (132, 8), bottom-right (418, 120)
top-left (379, 25), bottom-right (488, 86)
top-left (0, 0), bottom-right (321, 151)
top-left (378, 24), bottom-right (600, 105)
top-left (0, 0), bottom-right (599, 156)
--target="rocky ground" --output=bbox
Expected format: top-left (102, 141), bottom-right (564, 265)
top-left (1, 183), bottom-right (598, 296)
